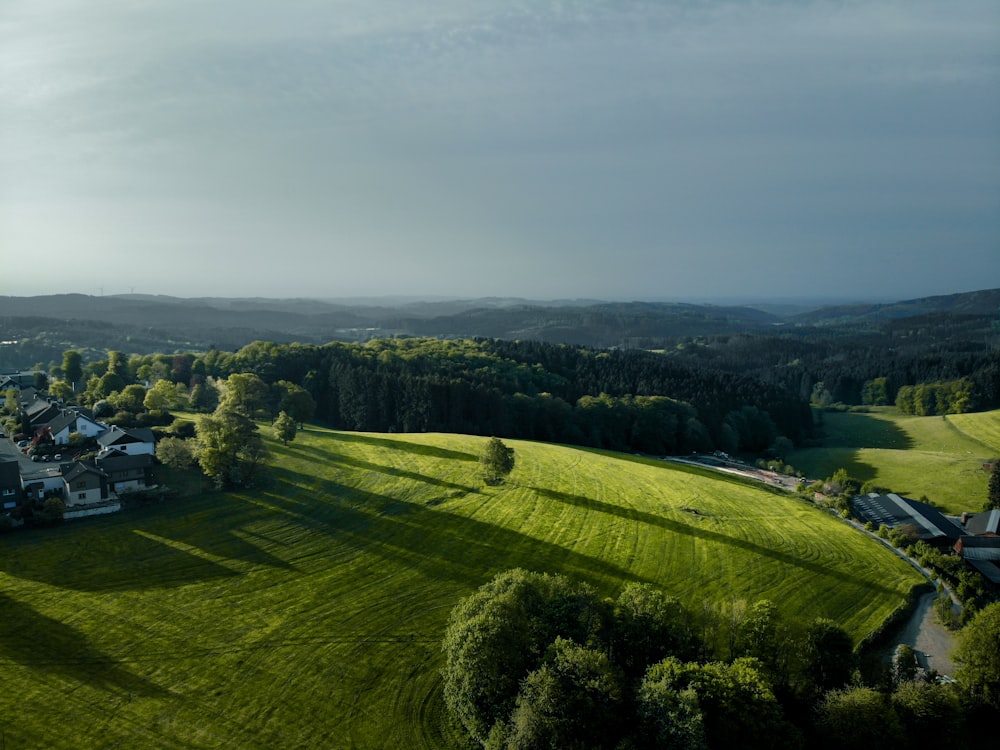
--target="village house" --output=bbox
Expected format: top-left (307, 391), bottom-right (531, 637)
top-left (95, 452), bottom-right (154, 494)
top-left (21, 465), bottom-right (69, 503)
top-left (46, 408), bottom-right (107, 445)
top-left (61, 462), bottom-right (109, 507)
top-left (0, 371), bottom-right (44, 391)
top-left (22, 395), bottom-right (61, 429)
top-left (96, 425), bottom-right (155, 457)
top-left (0, 459), bottom-right (24, 510)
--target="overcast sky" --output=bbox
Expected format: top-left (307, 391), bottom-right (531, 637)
top-left (2, 0), bottom-right (998, 302)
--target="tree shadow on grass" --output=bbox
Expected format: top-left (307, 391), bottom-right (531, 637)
top-left (318, 431), bottom-right (479, 462)
top-left (0, 593), bottom-right (169, 697)
top-left (258, 467), bottom-right (655, 594)
top-left (0, 494), bottom-right (297, 592)
top-left (281, 442), bottom-right (480, 496)
top-left (527, 485), bottom-right (905, 599)
top-left (819, 411), bottom-right (915, 451)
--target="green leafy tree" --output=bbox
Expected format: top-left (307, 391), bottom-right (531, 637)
top-left (38, 497), bottom-right (66, 525)
top-left (954, 601), bottom-right (1000, 707)
top-left (801, 618), bottom-right (854, 696)
top-left (611, 582), bottom-right (700, 680)
top-left (144, 379), bottom-right (179, 412)
top-left (195, 410), bottom-right (268, 489)
top-left (106, 350), bottom-right (130, 380)
top-left (634, 673), bottom-right (708, 750)
top-left (272, 411), bottom-right (297, 446)
top-left (62, 350), bottom-right (83, 388)
top-left (480, 437), bottom-right (515, 485)
top-left (156, 437), bottom-right (196, 470)
top-left (640, 657), bottom-right (788, 750)
top-left (441, 569), bottom-right (606, 745)
top-left (498, 638), bottom-right (624, 750)
top-left (987, 462), bottom-right (1000, 510)
top-left (890, 680), bottom-right (962, 748)
top-left (48, 380), bottom-right (74, 402)
top-left (218, 373), bottom-right (270, 418)
top-left (109, 384), bottom-right (147, 414)
top-left (815, 686), bottom-right (902, 750)
top-left (274, 381), bottom-right (316, 426)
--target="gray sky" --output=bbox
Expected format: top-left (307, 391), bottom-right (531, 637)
top-left (2, 0), bottom-right (998, 301)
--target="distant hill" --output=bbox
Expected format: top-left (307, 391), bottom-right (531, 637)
top-left (791, 288), bottom-right (1000, 325)
top-left (0, 288), bottom-right (997, 368)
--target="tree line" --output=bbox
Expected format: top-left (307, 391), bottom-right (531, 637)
top-left (443, 569), bottom-right (1000, 750)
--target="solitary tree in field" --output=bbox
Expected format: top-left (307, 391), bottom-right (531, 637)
top-left (480, 437), bottom-right (515, 485)
top-left (273, 410), bottom-right (297, 445)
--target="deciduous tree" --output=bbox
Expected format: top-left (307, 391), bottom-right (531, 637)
top-left (195, 410), bottom-right (267, 488)
top-left (954, 601), bottom-right (1000, 707)
top-left (272, 411), bottom-right (296, 445)
top-left (480, 437), bottom-right (515, 485)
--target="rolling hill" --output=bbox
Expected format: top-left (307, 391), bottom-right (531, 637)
top-left (788, 408), bottom-right (1000, 515)
top-left (0, 429), bottom-right (925, 748)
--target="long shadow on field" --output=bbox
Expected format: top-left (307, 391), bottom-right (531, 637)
top-left (530, 486), bottom-right (903, 597)
top-left (0, 524), bottom-right (243, 592)
top-left (0, 593), bottom-right (168, 697)
top-left (0, 495), bottom-right (295, 591)
top-left (260, 467), bottom-right (653, 592)
top-left (819, 412), bottom-right (915, 450)
top-left (287, 443), bottom-right (479, 495)
top-left (318, 432), bottom-right (478, 462)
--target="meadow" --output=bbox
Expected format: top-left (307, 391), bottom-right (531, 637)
top-left (788, 408), bottom-right (1000, 515)
top-left (0, 428), bottom-right (924, 748)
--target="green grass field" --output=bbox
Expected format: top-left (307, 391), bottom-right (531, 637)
top-left (0, 428), bottom-right (924, 748)
top-left (788, 408), bottom-right (999, 515)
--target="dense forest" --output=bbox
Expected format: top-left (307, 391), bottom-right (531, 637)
top-left (45, 338), bottom-right (810, 457)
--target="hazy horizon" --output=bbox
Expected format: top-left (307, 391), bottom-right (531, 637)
top-left (3, 1), bottom-right (999, 300)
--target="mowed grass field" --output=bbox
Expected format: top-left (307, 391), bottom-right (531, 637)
top-left (788, 408), bottom-right (1000, 515)
top-left (0, 428), bottom-right (924, 748)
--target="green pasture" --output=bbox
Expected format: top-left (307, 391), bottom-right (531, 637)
top-left (0, 428), bottom-right (924, 748)
top-left (788, 408), bottom-right (998, 514)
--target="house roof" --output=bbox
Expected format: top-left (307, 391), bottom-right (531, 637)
top-left (61, 462), bottom-right (106, 483)
top-left (24, 396), bottom-right (55, 418)
top-left (0, 371), bottom-right (42, 389)
top-left (0, 460), bottom-right (21, 489)
top-left (957, 536), bottom-right (1000, 560)
top-left (964, 509), bottom-right (1000, 536)
top-left (967, 559), bottom-right (1000, 584)
top-left (96, 453), bottom-right (153, 472)
top-left (20, 466), bottom-right (65, 483)
top-left (97, 426), bottom-right (155, 447)
top-left (852, 493), bottom-right (963, 541)
top-left (46, 408), bottom-right (105, 436)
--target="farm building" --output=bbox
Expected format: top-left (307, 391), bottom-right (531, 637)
top-left (954, 536), bottom-right (1000, 584)
top-left (960, 509), bottom-right (1000, 537)
top-left (852, 492), bottom-right (963, 547)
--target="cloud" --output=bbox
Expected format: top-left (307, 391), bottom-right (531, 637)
top-left (1, 0), bottom-right (998, 299)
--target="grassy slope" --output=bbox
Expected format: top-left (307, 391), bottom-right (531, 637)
top-left (788, 408), bottom-right (999, 515)
top-left (0, 429), bottom-right (923, 749)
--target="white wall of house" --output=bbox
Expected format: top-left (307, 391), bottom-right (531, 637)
top-left (101, 442), bottom-right (154, 457)
top-left (52, 419), bottom-right (106, 445)
top-left (65, 484), bottom-right (104, 506)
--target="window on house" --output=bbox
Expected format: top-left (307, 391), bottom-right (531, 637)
top-left (78, 493), bottom-right (87, 500)
top-left (1, 488), bottom-right (13, 497)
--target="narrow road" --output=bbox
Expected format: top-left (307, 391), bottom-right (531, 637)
top-left (881, 591), bottom-right (957, 676)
